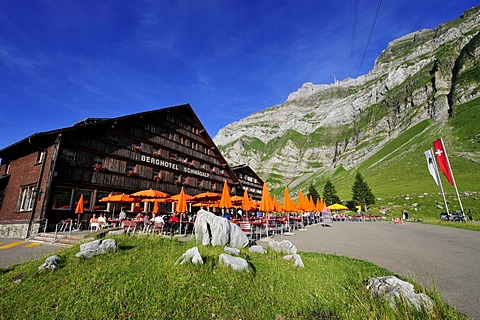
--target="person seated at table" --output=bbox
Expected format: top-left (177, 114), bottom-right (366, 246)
top-left (136, 212), bottom-right (144, 222)
top-left (153, 213), bottom-right (164, 224)
top-left (142, 214), bottom-right (152, 233)
top-left (90, 214), bottom-right (99, 231)
top-left (97, 213), bottom-right (107, 230)
top-left (167, 214), bottom-right (180, 234)
top-left (169, 214), bottom-right (179, 223)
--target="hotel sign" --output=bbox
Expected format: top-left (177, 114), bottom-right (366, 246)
top-left (141, 155), bottom-right (210, 178)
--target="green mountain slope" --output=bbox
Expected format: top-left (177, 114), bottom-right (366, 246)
top-left (215, 7), bottom-right (480, 217)
top-left (297, 98), bottom-right (480, 217)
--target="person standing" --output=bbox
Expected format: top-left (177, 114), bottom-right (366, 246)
top-left (119, 207), bottom-right (127, 222)
top-left (468, 209), bottom-right (473, 221)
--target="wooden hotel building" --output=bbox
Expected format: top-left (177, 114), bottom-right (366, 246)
top-left (230, 164), bottom-right (263, 202)
top-left (0, 104), bottom-right (249, 238)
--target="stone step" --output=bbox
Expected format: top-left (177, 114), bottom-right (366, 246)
top-left (50, 241), bottom-right (73, 248)
top-left (29, 233), bottom-right (84, 248)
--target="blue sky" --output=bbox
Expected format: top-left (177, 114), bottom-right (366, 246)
top-left (0, 1), bottom-right (477, 149)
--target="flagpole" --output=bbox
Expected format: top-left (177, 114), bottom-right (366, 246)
top-left (430, 148), bottom-right (449, 214)
top-left (440, 138), bottom-right (465, 220)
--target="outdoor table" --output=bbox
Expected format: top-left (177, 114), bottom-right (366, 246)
top-left (250, 220), bottom-right (263, 238)
top-left (108, 219), bottom-right (120, 227)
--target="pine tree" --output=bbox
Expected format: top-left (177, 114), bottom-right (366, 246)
top-left (322, 180), bottom-right (341, 205)
top-left (307, 183), bottom-right (320, 203)
top-left (351, 172), bottom-right (375, 211)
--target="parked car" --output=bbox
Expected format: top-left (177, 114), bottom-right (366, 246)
top-left (439, 211), bottom-right (465, 222)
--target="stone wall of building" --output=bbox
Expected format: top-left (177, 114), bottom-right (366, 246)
top-left (0, 222), bottom-right (30, 239)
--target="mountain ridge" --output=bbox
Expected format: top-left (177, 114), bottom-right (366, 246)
top-left (214, 6), bottom-right (480, 192)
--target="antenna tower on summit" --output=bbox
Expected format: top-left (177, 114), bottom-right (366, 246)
top-left (333, 74), bottom-right (340, 84)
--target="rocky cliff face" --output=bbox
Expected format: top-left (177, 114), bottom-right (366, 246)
top-left (214, 7), bottom-right (480, 189)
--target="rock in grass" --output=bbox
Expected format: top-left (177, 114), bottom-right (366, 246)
top-left (97, 239), bottom-right (117, 255)
top-left (79, 239), bottom-right (102, 252)
top-left (366, 276), bottom-right (435, 311)
top-left (228, 222), bottom-right (249, 248)
top-left (175, 247), bottom-right (204, 265)
top-left (194, 210), bottom-right (248, 248)
top-left (283, 254), bottom-right (305, 268)
top-left (224, 246), bottom-right (240, 255)
top-left (107, 229), bottom-right (125, 236)
top-left (219, 253), bottom-right (249, 272)
top-left (38, 255), bottom-right (60, 271)
top-left (268, 240), bottom-right (297, 254)
top-left (75, 239), bottom-right (116, 259)
top-left (75, 250), bottom-right (97, 259)
top-left (249, 245), bottom-right (266, 254)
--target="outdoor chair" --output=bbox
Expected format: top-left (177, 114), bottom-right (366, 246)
top-left (239, 221), bottom-right (255, 242)
top-left (152, 222), bottom-right (164, 235)
top-left (142, 218), bottom-right (152, 233)
top-left (122, 220), bottom-right (138, 233)
top-left (89, 222), bottom-right (99, 232)
top-left (264, 218), bottom-right (281, 237)
top-left (59, 220), bottom-right (70, 232)
top-left (275, 217), bottom-right (288, 234)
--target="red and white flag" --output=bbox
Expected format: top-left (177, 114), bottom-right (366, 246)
top-left (433, 139), bottom-right (454, 186)
top-left (424, 149), bottom-right (441, 189)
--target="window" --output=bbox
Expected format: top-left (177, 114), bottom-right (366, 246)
top-left (93, 156), bottom-right (104, 166)
top-left (35, 151), bottom-right (45, 165)
top-left (145, 123), bottom-right (157, 134)
top-left (17, 185), bottom-right (36, 212)
top-left (153, 169), bottom-right (163, 181)
top-left (60, 148), bottom-right (76, 163)
top-left (126, 163), bottom-right (138, 176)
top-left (51, 187), bottom-right (73, 210)
top-left (94, 191), bottom-right (110, 211)
top-left (73, 189), bottom-right (92, 212)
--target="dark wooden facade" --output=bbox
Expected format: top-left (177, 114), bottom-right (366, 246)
top-left (230, 164), bottom-right (264, 202)
top-left (0, 104), bottom-right (241, 237)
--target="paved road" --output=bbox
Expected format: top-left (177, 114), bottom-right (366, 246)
top-left (270, 222), bottom-right (480, 319)
top-left (0, 238), bottom-right (61, 268)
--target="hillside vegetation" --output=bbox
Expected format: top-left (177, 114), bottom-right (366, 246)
top-left (301, 98), bottom-right (480, 221)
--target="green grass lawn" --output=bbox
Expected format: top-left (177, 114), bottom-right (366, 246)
top-left (0, 235), bottom-right (465, 319)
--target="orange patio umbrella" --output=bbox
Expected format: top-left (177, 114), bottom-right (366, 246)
top-left (297, 190), bottom-right (306, 212)
top-left (283, 187), bottom-right (292, 212)
top-left (273, 195), bottom-right (282, 212)
top-left (75, 194), bottom-right (84, 228)
top-left (132, 188), bottom-right (170, 199)
top-left (219, 181), bottom-right (233, 209)
top-left (171, 192), bottom-right (193, 202)
top-left (176, 187), bottom-right (188, 213)
top-left (315, 198), bottom-right (325, 211)
top-left (99, 194), bottom-right (141, 203)
top-left (192, 192), bottom-right (222, 203)
top-left (305, 196), bottom-right (315, 212)
top-left (152, 200), bottom-right (160, 214)
top-left (75, 194), bottom-right (84, 214)
top-left (231, 195), bottom-right (243, 204)
top-left (241, 189), bottom-right (250, 212)
top-left (290, 199), bottom-right (297, 212)
top-left (260, 182), bottom-right (273, 213)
